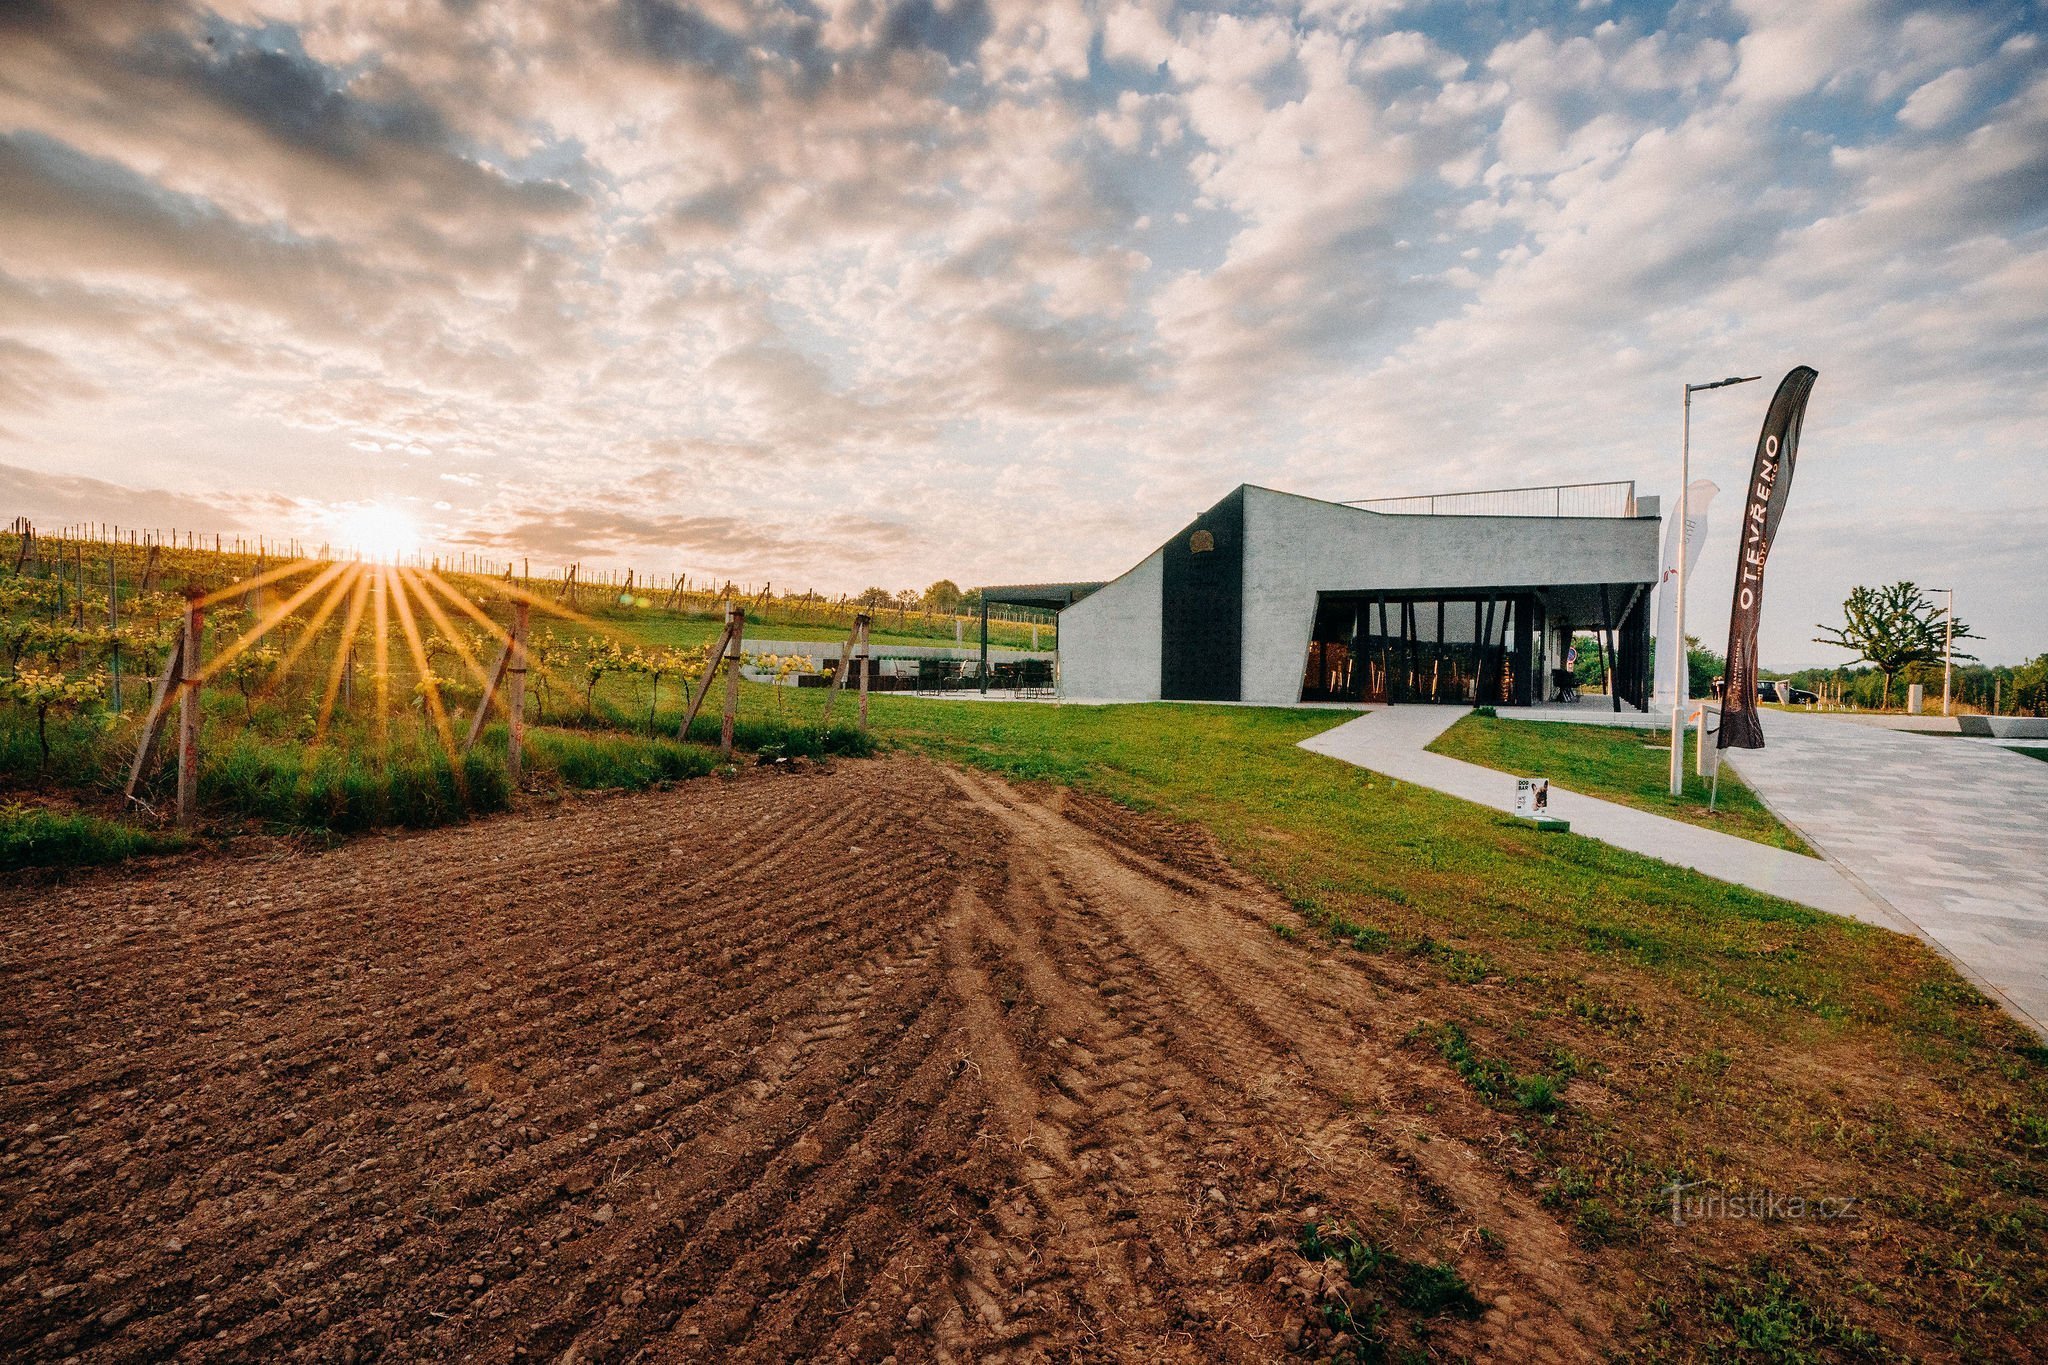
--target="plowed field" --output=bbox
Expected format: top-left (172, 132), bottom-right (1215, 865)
top-left (3, 756), bottom-right (1608, 1361)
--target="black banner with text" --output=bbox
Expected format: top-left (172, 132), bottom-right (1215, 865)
top-left (1720, 365), bottom-right (1817, 749)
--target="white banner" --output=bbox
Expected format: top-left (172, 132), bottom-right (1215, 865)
top-left (1653, 479), bottom-right (1719, 712)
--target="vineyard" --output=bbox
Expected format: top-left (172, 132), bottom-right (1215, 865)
top-left (0, 523), bottom-right (1054, 868)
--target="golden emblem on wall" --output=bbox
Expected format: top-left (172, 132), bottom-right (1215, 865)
top-left (1189, 529), bottom-right (1215, 553)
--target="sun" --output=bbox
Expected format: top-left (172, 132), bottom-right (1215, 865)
top-left (334, 503), bottom-right (421, 562)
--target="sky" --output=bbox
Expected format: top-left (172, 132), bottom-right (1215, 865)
top-left (0, 0), bottom-right (2043, 668)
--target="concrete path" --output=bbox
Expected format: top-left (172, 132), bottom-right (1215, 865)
top-left (1298, 707), bottom-right (1905, 931)
top-left (1727, 715), bottom-right (2048, 1036)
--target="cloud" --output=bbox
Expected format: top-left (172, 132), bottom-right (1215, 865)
top-left (0, 0), bottom-right (2043, 662)
top-left (461, 502), bottom-right (918, 579)
top-left (0, 459), bottom-right (253, 532)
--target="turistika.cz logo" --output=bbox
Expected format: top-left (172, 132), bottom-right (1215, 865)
top-left (1663, 1181), bottom-right (1859, 1227)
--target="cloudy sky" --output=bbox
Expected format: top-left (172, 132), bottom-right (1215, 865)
top-left (1, 0), bottom-right (2043, 666)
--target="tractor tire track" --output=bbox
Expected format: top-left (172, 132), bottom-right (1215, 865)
top-left (3, 754), bottom-right (1613, 1363)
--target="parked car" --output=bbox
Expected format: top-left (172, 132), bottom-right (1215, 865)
top-left (1709, 678), bottom-right (1818, 705)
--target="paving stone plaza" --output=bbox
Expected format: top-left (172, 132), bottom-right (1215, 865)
top-left (1305, 706), bottom-right (2048, 1038)
top-left (1729, 714), bottom-right (2048, 1036)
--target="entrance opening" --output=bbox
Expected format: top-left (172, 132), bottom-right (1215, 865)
top-left (1301, 584), bottom-right (1653, 710)
top-left (1302, 592), bottom-right (1531, 705)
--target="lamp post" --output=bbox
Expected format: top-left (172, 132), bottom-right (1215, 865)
top-left (1931, 586), bottom-right (1954, 716)
top-left (1670, 374), bottom-right (1761, 797)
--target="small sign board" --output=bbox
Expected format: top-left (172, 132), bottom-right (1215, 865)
top-left (1513, 777), bottom-right (1570, 831)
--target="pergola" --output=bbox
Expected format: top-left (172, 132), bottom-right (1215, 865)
top-left (974, 582), bottom-right (1104, 693)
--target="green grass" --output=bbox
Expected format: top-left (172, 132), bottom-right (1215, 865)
top-left (1, 802), bottom-right (189, 871)
top-left (198, 728), bottom-right (512, 831)
top-left (1425, 714), bottom-right (1813, 854)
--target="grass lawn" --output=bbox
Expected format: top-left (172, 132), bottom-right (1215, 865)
top-left (746, 687), bottom-right (2048, 1358)
top-left (1427, 713), bottom-right (1814, 855)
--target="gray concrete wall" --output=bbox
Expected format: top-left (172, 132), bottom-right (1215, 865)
top-left (1057, 549), bottom-right (1163, 699)
top-left (1239, 486), bottom-right (1660, 704)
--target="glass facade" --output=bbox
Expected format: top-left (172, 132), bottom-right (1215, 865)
top-left (1301, 592), bottom-right (1534, 705)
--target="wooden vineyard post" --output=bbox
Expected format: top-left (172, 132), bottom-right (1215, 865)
top-left (856, 612), bottom-right (871, 729)
top-left (107, 554), bottom-right (121, 712)
top-left (123, 620), bottom-right (187, 805)
top-left (820, 617), bottom-right (859, 727)
top-left (678, 605), bottom-right (740, 742)
top-left (721, 603), bottom-right (744, 760)
top-left (460, 602), bottom-right (530, 788)
top-left (505, 602), bottom-right (529, 789)
top-left (463, 631), bottom-right (515, 752)
top-left (176, 593), bottom-right (205, 827)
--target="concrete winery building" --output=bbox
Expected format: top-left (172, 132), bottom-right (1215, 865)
top-left (1037, 482), bottom-right (1661, 708)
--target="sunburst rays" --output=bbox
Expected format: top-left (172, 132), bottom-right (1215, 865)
top-left (182, 554), bottom-right (639, 775)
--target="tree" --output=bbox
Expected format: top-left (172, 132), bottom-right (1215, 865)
top-left (922, 579), bottom-right (964, 614)
top-left (855, 586), bottom-right (894, 609)
top-left (1815, 581), bottom-right (1977, 709)
top-left (1569, 633), bottom-right (1606, 690)
top-left (1648, 635), bottom-right (1725, 697)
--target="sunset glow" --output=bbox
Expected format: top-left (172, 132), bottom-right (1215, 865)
top-left (333, 505), bottom-right (420, 564)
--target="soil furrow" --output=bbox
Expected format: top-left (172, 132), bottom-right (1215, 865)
top-left (2, 754), bottom-right (1614, 1363)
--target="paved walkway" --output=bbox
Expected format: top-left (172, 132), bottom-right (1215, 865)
top-left (1299, 707), bottom-right (1899, 929)
top-left (1727, 715), bottom-right (2048, 1036)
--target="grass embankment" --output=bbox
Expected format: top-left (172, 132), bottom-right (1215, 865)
top-left (1426, 713), bottom-right (1814, 854)
top-left (4, 702), bottom-right (871, 849)
top-left (0, 803), bottom-right (189, 872)
top-left (746, 688), bottom-right (2048, 1358)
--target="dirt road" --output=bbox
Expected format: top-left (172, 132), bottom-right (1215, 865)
top-left (2, 757), bottom-right (1609, 1361)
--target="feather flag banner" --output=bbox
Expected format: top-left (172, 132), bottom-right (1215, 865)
top-left (1719, 366), bottom-right (1817, 750)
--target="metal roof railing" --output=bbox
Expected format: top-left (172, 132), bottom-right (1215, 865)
top-left (1341, 480), bottom-right (1638, 519)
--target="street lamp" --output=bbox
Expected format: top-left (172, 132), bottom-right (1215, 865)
top-left (1670, 374), bottom-right (1761, 797)
top-left (1930, 586), bottom-right (1954, 716)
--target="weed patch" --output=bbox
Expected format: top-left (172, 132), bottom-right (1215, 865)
top-left (1703, 1265), bottom-right (1882, 1362)
top-left (1297, 1219), bottom-right (1483, 1359)
top-left (1419, 1021), bottom-right (1566, 1115)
